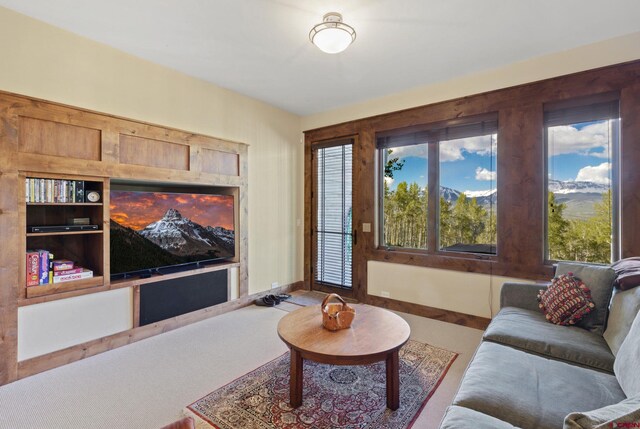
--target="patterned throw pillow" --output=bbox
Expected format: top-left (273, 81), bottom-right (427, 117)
top-left (537, 273), bottom-right (596, 326)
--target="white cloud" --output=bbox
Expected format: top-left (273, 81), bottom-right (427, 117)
top-left (384, 176), bottom-right (394, 186)
top-left (548, 121), bottom-right (612, 156)
top-left (575, 162), bottom-right (611, 185)
top-left (475, 167), bottom-right (497, 181)
top-left (440, 134), bottom-right (496, 162)
top-left (386, 134), bottom-right (496, 162)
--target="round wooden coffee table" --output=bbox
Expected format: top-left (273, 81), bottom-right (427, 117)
top-left (277, 303), bottom-right (411, 410)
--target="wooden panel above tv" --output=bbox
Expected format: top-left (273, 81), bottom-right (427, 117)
top-left (0, 89), bottom-right (248, 386)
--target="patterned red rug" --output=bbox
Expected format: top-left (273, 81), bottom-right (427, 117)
top-left (184, 340), bottom-right (457, 429)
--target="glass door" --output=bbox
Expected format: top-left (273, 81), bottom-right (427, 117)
top-left (312, 140), bottom-right (353, 290)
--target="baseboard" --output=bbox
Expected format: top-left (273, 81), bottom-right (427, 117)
top-left (365, 294), bottom-right (491, 330)
top-left (16, 280), bottom-right (305, 381)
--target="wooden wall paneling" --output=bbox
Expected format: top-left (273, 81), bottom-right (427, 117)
top-left (198, 148), bottom-right (239, 176)
top-left (353, 129), bottom-right (374, 303)
top-left (237, 144), bottom-right (249, 298)
top-left (0, 101), bottom-right (19, 384)
top-left (620, 83), bottom-right (640, 258)
top-left (19, 117), bottom-right (102, 161)
top-left (497, 105), bottom-right (545, 271)
top-left (118, 134), bottom-right (190, 171)
top-left (303, 134), bottom-right (313, 290)
top-left (366, 295), bottom-right (491, 330)
top-left (102, 178), bottom-right (110, 281)
top-left (101, 129), bottom-right (120, 164)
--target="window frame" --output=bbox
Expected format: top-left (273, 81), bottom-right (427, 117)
top-left (543, 95), bottom-right (621, 265)
top-left (376, 113), bottom-right (499, 259)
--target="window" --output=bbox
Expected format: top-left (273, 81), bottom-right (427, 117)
top-left (439, 129), bottom-right (497, 254)
top-left (379, 142), bottom-right (428, 249)
top-left (314, 142), bottom-right (353, 288)
top-left (545, 99), bottom-right (620, 264)
top-left (377, 115), bottom-right (498, 255)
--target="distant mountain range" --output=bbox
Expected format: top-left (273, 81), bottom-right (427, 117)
top-left (139, 208), bottom-right (234, 257)
top-left (110, 208), bottom-right (234, 275)
top-left (437, 179), bottom-right (607, 219)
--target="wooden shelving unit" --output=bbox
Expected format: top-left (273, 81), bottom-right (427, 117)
top-left (0, 90), bottom-right (248, 386)
top-left (22, 174), bottom-right (106, 301)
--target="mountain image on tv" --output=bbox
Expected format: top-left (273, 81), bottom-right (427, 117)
top-left (109, 191), bottom-right (235, 276)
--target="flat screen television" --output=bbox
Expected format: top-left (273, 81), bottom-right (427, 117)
top-left (109, 189), bottom-right (235, 280)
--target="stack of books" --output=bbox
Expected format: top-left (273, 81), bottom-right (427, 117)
top-left (26, 250), bottom-right (93, 286)
top-left (25, 178), bottom-right (85, 203)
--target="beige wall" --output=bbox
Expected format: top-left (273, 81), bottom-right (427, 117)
top-left (302, 31), bottom-right (640, 131)
top-left (0, 6), bottom-right (304, 297)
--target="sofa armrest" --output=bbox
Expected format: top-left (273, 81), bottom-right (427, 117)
top-left (500, 282), bottom-right (549, 311)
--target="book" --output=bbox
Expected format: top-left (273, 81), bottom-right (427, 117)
top-left (75, 181), bottom-right (84, 203)
top-left (52, 269), bottom-right (93, 284)
top-left (26, 252), bottom-right (40, 287)
top-left (38, 250), bottom-right (50, 285)
top-left (48, 252), bottom-right (54, 284)
top-left (52, 260), bottom-right (74, 271)
top-left (53, 267), bottom-right (84, 276)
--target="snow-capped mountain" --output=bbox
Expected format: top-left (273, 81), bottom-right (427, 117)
top-left (548, 179), bottom-right (608, 194)
top-left (440, 186), bottom-right (496, 207)
top-left (139, 208), bottom-right (234, 257)
top-left (439, 186), bottom-right (461, 203)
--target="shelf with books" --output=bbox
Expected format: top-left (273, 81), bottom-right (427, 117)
top-left (22, 174), bottom-right (106, 300)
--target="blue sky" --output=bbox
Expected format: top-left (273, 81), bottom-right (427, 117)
top-left (386, 120), bottom-right (614, 192)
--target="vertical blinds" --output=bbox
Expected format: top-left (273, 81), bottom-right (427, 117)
top-left (315, 143), bottom-right (353, 288)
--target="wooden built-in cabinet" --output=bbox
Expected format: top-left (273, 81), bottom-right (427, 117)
top-left (22, 174), bottom-right (106, 300)
top-left (0, 90), bottom-right (249, 385)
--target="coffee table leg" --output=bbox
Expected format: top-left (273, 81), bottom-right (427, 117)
top-left (290, 348), bottom-right (303, 408)
top-left (386, 350), bottom-right (400, 410)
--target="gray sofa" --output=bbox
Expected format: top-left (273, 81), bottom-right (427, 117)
top-left (439, 262), bottom-right (640, 428)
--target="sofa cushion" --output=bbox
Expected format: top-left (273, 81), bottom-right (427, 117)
top-left (614, 310), bottom-right (640, 397)
top-left (440, 405), bottom-right (520, 429)
top-left (604, 286), bottom-right (640, 355)
top-left (556, 262), bottom-right (616, 334)
top-left (484, 307), bottom-right (615, 372)
top-left (453, 342), bottom-right (625, 429)
top-left (537, 274), bottom-right (595, 326)
top-left (611, 257), bottom-right (640, 291)
top-left (563, 395), bottom-right (640, 429)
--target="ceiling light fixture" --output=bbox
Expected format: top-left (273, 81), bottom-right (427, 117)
top-left (309, 12), bottom-right (356, 54)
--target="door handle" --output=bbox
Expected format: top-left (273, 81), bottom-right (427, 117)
top-left (353, 229), bottom-right (357, 246)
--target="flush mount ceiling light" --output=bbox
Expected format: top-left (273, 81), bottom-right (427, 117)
top-left (309, 12), bottom-right (356, 54)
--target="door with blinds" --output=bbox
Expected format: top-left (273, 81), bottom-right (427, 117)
top-left (312, 140), bottom-right (353, 290)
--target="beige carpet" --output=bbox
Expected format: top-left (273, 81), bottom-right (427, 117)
top-left (0, 305), bottom-right (483, 429)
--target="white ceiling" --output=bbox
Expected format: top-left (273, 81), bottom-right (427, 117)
top-left (2, 0), bottom-right (639, 116)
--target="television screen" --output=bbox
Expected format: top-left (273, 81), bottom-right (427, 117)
top-left (109, 190), bottom-right (235, 278)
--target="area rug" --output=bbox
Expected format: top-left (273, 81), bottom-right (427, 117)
top-left (184, 340), bottom-right (457, 429)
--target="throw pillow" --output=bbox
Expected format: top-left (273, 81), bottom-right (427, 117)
top-left (612, 257), bottom-right (640, 291)
top-left (614, 310), bottom-right (640, 398)
top-left (538, 273), bottom-right (595, 326)
top-left (555, 262), bottom-right (616, 334)
top-left (563, 395), bottom-right (640, 429)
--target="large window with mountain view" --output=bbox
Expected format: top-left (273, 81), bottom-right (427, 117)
top-left (378, 115), bottom-right (497, 254)
top-left (545, 99), bottom-right (620, 264)
top-left (439, 128), bottom-right (497, 254)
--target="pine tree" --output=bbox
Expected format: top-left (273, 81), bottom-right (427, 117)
top-left (548, 192), bottom-right (569, 260)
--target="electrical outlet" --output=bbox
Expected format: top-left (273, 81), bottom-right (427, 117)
top-left (271, 282), bottom-right (279, 289)
top-left (380, 290), bottom-right (390, 298)
top-left (362, 223), bottom-right (371, 232)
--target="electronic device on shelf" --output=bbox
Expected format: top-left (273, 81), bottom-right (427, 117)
top-left (28, 225), bottom-right (99, 233)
